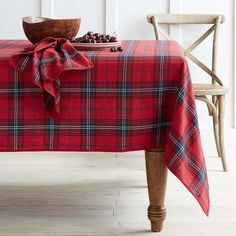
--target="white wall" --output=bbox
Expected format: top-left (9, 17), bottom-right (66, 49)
top-left (0, 0), bottom-right (235, 131)
top-left (0, 0), bottom-right (41, 39)
top-left (52, 0), bottom-right (106, 36)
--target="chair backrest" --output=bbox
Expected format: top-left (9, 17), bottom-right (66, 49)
top-left (147, 14), bottom-right (225, 85)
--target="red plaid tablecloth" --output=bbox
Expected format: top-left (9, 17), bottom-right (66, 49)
top-left (0, 39), bottom-right (209, 215)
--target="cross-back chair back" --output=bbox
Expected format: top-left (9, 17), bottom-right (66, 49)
top-left (147, 14), bottom-right (228, 171)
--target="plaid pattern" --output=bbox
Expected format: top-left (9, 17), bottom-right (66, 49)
top-left (9, 37), bottom-right (94, 118)
top-left (0, 39), bottom-right (209, 215)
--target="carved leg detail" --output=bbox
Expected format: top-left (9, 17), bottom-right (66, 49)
top-left (145, 150), bottom-right (167, 232)
top-left (148, 205), bottom-right (166, 232)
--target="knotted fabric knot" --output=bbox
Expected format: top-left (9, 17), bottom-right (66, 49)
top-left (9, 37), bottom-right (94, 119)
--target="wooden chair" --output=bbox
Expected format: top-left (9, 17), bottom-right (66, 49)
top-left (147, 14), bottom-right (228, 171)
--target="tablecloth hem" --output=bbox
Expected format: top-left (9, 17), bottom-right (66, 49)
top-left (0, 146), bottom-right (164, 153)
top-left (164, 163), bottom-right (210, 216)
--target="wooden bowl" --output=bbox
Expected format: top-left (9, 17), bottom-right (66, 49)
top-left (22, 17), bottom-right (81, 44)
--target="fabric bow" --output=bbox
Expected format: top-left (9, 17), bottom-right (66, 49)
top-left (9, 37), bottom-right (94, 118)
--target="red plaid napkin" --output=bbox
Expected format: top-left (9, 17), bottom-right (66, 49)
top-left (9, 37), bottom-right (94, 118)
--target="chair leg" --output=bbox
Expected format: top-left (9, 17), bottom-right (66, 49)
top-left (213, 120), bottom-right (221, 157)
top-left (212, 97), bottom-right (221, 158)
top-left (145, 150), bottom-right (167, 232)
top-left (218, 95), bottom-right (228, 171)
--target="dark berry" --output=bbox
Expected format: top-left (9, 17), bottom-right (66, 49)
top-left (102, 38), bottom-right (109, 43)
top-left (87, 31), bottom-right (93, 37)
top-left (83, 39), bottom-right (91, 43)
top-left (93, 33), bottom-right (100, 37)
top-left (82, 35), bottom-right (89, 40)
top-left (101, 34), bottom-right (106, 39)
top-left (110, 47), bottom-right (117, 52)
top-left (117, 46), bottom-right (123, 51)
top-left (74, 37), bottom-right (82, 42)
top-left (110, 36), bottom-right (117, 42)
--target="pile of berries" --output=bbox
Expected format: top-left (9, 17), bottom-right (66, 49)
top-left (72, 31), bottom-right (118, 44)
top-left (110, 46), bottom-right (123, 52)
top-left (70, 31), bottom-right (123, 52)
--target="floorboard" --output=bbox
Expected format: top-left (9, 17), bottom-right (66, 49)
top-left (0, 151), bottom-right (235, 235)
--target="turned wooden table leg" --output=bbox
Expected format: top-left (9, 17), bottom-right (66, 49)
top-left (145, 150), bottom-right (167, 232)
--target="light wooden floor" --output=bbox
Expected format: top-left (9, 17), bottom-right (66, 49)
top-left (0, 149), bottom-right (235, 236)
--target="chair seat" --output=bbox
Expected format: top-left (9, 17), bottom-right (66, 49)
top-left (193, 83), bottom-right (228, 96)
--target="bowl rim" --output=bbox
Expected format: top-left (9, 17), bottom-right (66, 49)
top-left (22, 16), bottom-right (81, 24)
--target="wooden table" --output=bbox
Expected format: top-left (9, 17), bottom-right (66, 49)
top-left (0, 39), bottom-right (209, 232)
